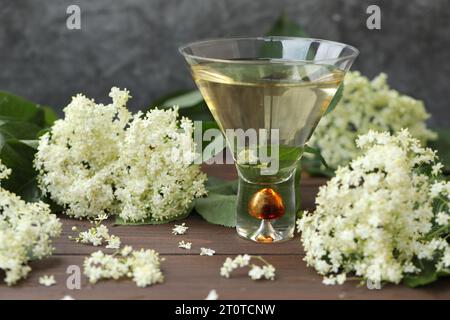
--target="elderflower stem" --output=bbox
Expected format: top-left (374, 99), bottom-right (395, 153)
top-left (252, 255), bottom-right (272, 266)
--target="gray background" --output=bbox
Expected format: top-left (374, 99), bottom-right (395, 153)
top-left (0, 0), bottom-right (449, 127)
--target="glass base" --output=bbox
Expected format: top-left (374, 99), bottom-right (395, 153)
top-left (236, 222), bottom-right (295, 243)
top-left (235, 164), bottom-right (298, 244)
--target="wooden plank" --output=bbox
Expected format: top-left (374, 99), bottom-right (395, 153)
top-left (1, 255), bottom-right (448, 300)
top-left (54, 168), bottom-right (326, 256)
top-left (56, 215), bottom-right (305, 256)
top-left (1, 163), bottom-right (448, 299)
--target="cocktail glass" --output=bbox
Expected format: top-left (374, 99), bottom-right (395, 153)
top-left (180, 37), bottom-right (358, 243)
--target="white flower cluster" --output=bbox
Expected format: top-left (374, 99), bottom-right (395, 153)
top-left (205, 289), bottom-right (219, 300)
top-left (309, 71), bottom-right (436, 168)
top-left (83, 246), bottom-right (164, 287)
top-left (172, 223), bottom-right (189, 235)
top-left (71, 215), bottom-right (121, 249)
top-left (39, 275), bottom-right (56, 287)
top-left (298, 129), bottom-right (450, 285)
top-left (35, 87), bottom-right (206, 222)
top-left (0, 161), bottom-right (61, 285)
top-left (178, 241), bottom-right (192, 250)
top-left (200, 247), bottom-right (215, 256)
top-left (220, 254), bottom-right (276, 280)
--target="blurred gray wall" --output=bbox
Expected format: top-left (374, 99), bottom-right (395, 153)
top-left (0, 0), bottom-right (449, 127)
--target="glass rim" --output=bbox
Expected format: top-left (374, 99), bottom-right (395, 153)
top-left (179, 36), bottom-right (359, 65)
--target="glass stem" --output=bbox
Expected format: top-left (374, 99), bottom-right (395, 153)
top-left (235, 167), bottom-right (297, 243)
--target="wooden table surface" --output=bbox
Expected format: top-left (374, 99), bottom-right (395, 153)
top-left (1, 164), bottom-right (449, 300)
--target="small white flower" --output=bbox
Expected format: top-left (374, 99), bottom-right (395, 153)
top-left (178, 241), bottom-right (192, 250)
top-left (60, 295), bottom-right (75, 300)
top-left (205, 289), bottom-right (219, 300)
top-left (39, 275), bottom-right (56, 287)
top-left (431, 163), bottom-right (444, 176)
top-left (200, 248), bottom-right (215, 256)
top-left (71, 221), bottom-right (120, 249)
top-left (220, 255), bottom-right (276, 281)
top-left (436, 212), bottom-right (449, 226)
top-left (234, 254), bottom-right (251, 267)
top-left (121, 245), bottom-right (133, 256)
top-left (220, 257), bottom-right (236, 278)
top-left (262, 265), bottom-right (276, 280)
top-left (172, 223), bottom-right (188, 235)
top-left (96, 225), bottom-right (109, 238)
top-left (96, 214), bottom-right (109, 222)
top-left (106, 235), bottom-right (121, 249)
top-left (83, 247), bottom-right (164, 288)
top-left (248, 266), bottom-right (264, 280)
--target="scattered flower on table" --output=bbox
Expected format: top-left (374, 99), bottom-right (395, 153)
top-left (0, 160), bottom-right (61, 286)
top-left (248, 265), bottom-right (276, 281)
top-left (172, 223), bottom-right (189, 235)
top-left (60, 295), bottom-right (75, 300)
top-left (34, 87), bottom-right (207, 223)
top-left (220, 254), bottom-right (276, 280)
top-left (178, 241), bottom-right (192, 250)
top-left (121, 245), bottom-right (133, 256)
top-left (200, 248), bottom-right (215, 256)
top-left (298, 129), bottom-right (450, 286)
top-left (83, 246), bottom-right (164, 287)
top-left (205, 289), bottom-right (219, 300)
top-left (70, 215), bottom-right (121, 249)
top-left (39, 275), bottom-right (56, 287)
top-left (308, 71), bottom-right (436, 169)
top-left (105, 235), bottom-right (121, 249)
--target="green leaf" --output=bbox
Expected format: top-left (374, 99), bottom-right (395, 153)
top-left (428, 127), bottom-right (450, 174)
top-left (42, 105), bottom-right (58, 127)
top-left (260, 15), bottom-right (308, 60)
top-left (294, 161), bottom-right (303, 215)
top-left (266, 14), bottom-right (308, 37)
top-left (301, 145), bottom-right (335, 177)
top-left (0, 121), bottom-right (42, 140)
top-left (324, 83), bottom-right (344, 115)
top-left (153, 90), bottom-right (204, 108)
top-left (150, 90), bottom-right (213, 121)
top-left (301, 156), bottom-right (335, 177)
top-left (0, 91), bottom-right (55, 128)
top-left (205, 176), bottom-right (238, 195)
top-left (193, 176), bottom-right (239, 227)
top-left (195, 193), bottom-right (237, 227)
top-left (0, 137), bottom-right (40, 201)
top-left (0, 92), bottom-right (58, 203)
top-left (304, 145), bottom-right (329, 169)
top-left (403, 259), bottom-right (450, 288)
top-left (114, 203), bottom-right (193, 225)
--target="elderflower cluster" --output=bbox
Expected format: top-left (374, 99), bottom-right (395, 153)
top-left (0, 161), bottom-right (61, 285)
top-left (35, 87), bottom-right (206, 222)
top-left (83, 246), bottom-right (164, 287)
top-left (71, 215), bottom-right (121, 249)
top-left (172, 223), bottom-right (188, 235)
top-left (39, 275), bottom-right (56, 287)
top-left (298, 129), bottom-right (450, 285)
top-left (309, 71), bottom-right (436, 168)
top-left (200, 248), bottom-right (215, 256)
top-left (178, 241), bottom-right (192, 250)
top-left (220, 254), bottom-right (276, 280)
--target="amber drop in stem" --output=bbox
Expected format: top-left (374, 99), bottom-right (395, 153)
top-left (248, 188), bottom-right (285, 220)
